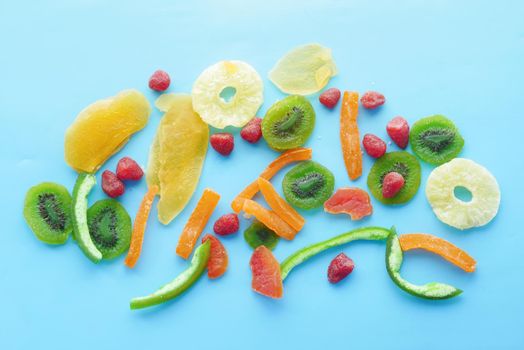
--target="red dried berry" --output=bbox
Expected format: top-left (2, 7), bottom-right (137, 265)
top-left (210, 133), bottom-right (234, 156)
top-left (362, 134), bottom-right (387, 158)
top-left (116, 157), bottom-right (144, 181)
top-left (213, 213), bottom-right (240, 236)
top-left (319, 88), bottom-right (341, 109)
top-left (240, 117), bottom-right (263, 144)
top-left (386, 116), bottom-right (410, 149)
top-left (102, 170), bottom-right (125, 198)
top-left (148, 70), bottom-right (171, 92)
top-left (382, 172), bottom-right (405, 198)
top-left (361, 91), bottom-right (386, 109)
top-left (327, 253), bottom-right (355, 284)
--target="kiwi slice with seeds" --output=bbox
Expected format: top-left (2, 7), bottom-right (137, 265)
top-left (244, 221), bottom-right (280, 250)
top-left (282, 161), bottom-right (335, 210)
top-left (410, 115), bottom-right (464, 165)
top-left (87, 199), bottom-right (132, 260)
top-left (262, 95), bottom-right (315, 151)
top-left (23, 182), bottom-right (72, 244)
top-left (367, 151), bottom-right (421, 205)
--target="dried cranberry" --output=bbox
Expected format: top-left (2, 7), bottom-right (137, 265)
top-left (362, 134), bottom-right (387, 158)
top-left (213, 214), bottom-right (240, 236)
top-left (386, 116), bottom-right (410, 149)
top-left (382, 172), bottom-right (405, 198)
top-left (116, 157), bottom-right (143, 181)
top-left (210, 133), bottom-right (234, 156)
top-left (327, 253), bottom-right (355, 284)
top-left (240, 117), bottom-right (263, 144)
top-left (319, 88), bottom-right (341, 109)
top-left (361, 91), bottom-right (386, 109)
top-left (102, 170), bottom-right (125, 198)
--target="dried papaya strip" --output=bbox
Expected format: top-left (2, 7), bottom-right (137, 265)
top-left (125, 185), bottom-right (159, 268)
top-left (241, 199), bottom-right (297, 240)
top-left (231, 148), bottom-right (312, 212)
top-left (340, 91), bottom-right (362, 180)
top-left (399, 233), bottom-right (476, 273)
top-left (257, 177), bottom-right (305, 232)
top-left (176, 189), bottom-right (220, 259)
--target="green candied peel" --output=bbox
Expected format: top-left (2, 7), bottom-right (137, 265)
top-left (130, 240), bottom-right (211, 310)
top-left (280, 226), bottom-right (391, 280)
top-left (72, 173), bottom-right (102, 262)
top-left (244, 220), bottom-right (280, 251)
top-left (385, 231), bottom-right (462, 300)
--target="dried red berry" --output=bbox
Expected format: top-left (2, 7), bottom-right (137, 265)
top-left (210, 133), bottom-right (234, 156)
top-left (386, 116), bottom-right (410, 149)
top-left (319, 88), bottom-right (341, 109)
top-left (362, 134), bottom-right (387, 158)
top-left (327, 253), bottom-right (354, 284)
top-left (382, 172), bottom-right (405, 198)
top-left (148, 70), bottom-right (171, 92)
top-left (102, 170), bottom-right (125, 198)
top-left (116, 157), bottom-right (144, 181)
top-left (213, 213), bottom-right (240, 236)
top-left (240, 117), bottom-right (263, 144)
top-left (360, 91), bottom-right (386, 109)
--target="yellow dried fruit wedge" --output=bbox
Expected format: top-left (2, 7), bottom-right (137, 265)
top-left (65, 89), bottom-right (151, 173)
top-left (269, 43), bottom-right (338, 95)
top-left (147, 94), bottom-right (209, 225)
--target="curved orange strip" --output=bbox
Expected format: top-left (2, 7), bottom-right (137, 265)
top-left (241, 199), bottom-right (297, 240)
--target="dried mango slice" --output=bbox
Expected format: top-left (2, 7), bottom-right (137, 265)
top-left (269, 43), bottom-right (338, 95)
top-left (65, 90), bottom-right (151, 173)
top-left (147, 94), bottom-right (209, 225)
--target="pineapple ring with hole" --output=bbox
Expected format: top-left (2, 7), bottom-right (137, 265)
top-left (425, 158), bottom-right (500, 230)
top-left (192, 60), bottom-right (263, 129)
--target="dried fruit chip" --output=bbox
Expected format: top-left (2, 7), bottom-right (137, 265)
top-left (324, 188), bottom-right (373, 220)
top-left (250, 245), bottom-right (283, 298)
top-left (202, 234), bottom-right (228, 279)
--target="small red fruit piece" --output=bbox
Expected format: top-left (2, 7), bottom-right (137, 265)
top-left (102, 170), bottom-right (125, 198)
top-left (328, 253), bottom-right (355, 284)
top-left (240, 117), bottom-right (263, 144)
top-left (213, 213), bottom-right (239, 236)
top-left (362, 134), bottom-right (387, 158)
top-left (319, 88), bottom-right (341, 109)
top-left (210, 133), bottom-right (234, 156)
top-left (148, 70), bottom-right (171, 92)
top-left (324, 188), bottom-right (373, 220)
top-left (360, 91), bottom-right (385, 109)
top-left (202, 234), bottom-right (228, 279)
top-left (387, 116), bottom-right (410, 149)
top-left (382, 172), bottom-right (405, 198)
top-left (250, 245), bottom-right (283, 298)
top-left (116, 157), bottom-right (144, 181)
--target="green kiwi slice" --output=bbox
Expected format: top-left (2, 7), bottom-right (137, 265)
top-left (282, 161), bottom-right (335, 209)
top-left (261, 95), bottom-right (315, 151)
top-left (87, 199), bottom-right (132, 260)
top-left (410, 115), bottom-right (464, 165)
top-left (244, 221), bottom-right (280, 250)
top-left (23, 182), bottom-right (73, 244)
top-left (367, 151), bottom-right (421, 205)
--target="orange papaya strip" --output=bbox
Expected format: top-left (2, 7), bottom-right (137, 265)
top-left (125, 185), bottom-right (159, 268)
top-left (176, 189), bottom-right (221, 259)
top-left (340, 91), bottom-right (362, 180)
top-left (231, 148), bottom-right (312, 212)
top-left (399, 233), bottom-right (477, 273)
top-left (241, 199), bottom-right (298, 240)
top-left (257, 177), bottom-right (305, 232)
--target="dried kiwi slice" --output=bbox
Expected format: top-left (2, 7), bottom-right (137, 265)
top-left (244, 221), bottom-right (280, 250)
top-left (23, 182), bottom-right (72, 244)
top-left (87, 199), bottom-right (132, 260)
top-left (282, 161), bottom-right (335, 209)
top-left (367, 151), bottom-right (421, 205)
top-left (261, 95), bottom-right (315, 151)
top-left (410, 115), bottom-right (464, 165)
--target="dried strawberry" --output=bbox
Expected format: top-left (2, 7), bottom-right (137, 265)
top-left (210, 133), bottom-right (234, 156)
top-left (319, 88), bottom-right (341, 109)
top-left (102, 170), bottom-right (125, 198)
top-left (148, 70), bottom-right (171, 92)
top-left (382, 172), bottom-right (405, 198)
top-left (387, 116), bottom-right (410, 149)
top-left (360, 91), bottom-right (386, 109)
top-left (328, 253), bottom-right (354, 283)
top-left (116, 157), bottom-right (143, 181)
top-left (240, 117), bottom-right (263, 143)
top-left (213, 213), bottom-right (239, 236)
top-left (362, 134), bottom-right (387, 158)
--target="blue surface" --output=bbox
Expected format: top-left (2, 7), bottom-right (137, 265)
top-left (1, 1), bottom-right (523, 349)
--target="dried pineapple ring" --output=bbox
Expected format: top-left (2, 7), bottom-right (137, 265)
top-left (426, 158), bottom-right (500, 230)
top-left (192, 60), bottom-right (263, 129)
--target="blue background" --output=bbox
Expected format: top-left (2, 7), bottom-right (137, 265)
top-left (1, 0), bottom-right (523, 349)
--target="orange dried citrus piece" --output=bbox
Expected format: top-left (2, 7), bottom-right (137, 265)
top-left (340, 91), bottom-right (362, 181)
top-left (241, 199), bottom-right (297, 240)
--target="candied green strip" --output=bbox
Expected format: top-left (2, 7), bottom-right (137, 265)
top-left (385, 232), bottom-right (462, 300)
top-left (280, 226), bottom-right (391, 280)
top-left (72, 173), bottom-right (102, 262)
top-left (130, 240), bottom-right (211, 310)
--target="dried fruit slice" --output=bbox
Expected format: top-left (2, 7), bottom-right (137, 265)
top-left (65, 90), bottom-right (151, 173)
top-left (202, 234), bottom-right (228, 279)
top-left (244, 221), bottom-right (280, 250)
top-left (425, 158), bottom-right (500, 230)
top-left (192, 60), bottom-right (263, 128)
top-left (148, 94), bottom-right (209, 225)
top-left (250, 245), bottom-right (283, 298)
top-left (241, 199), bottom-right (297, 240)
top-left (324, 188), bottom-right (373, 220)
top-left (269, 43), bottom-right (337, 95)
top-left (340, 91), bottom-right (362, 180)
